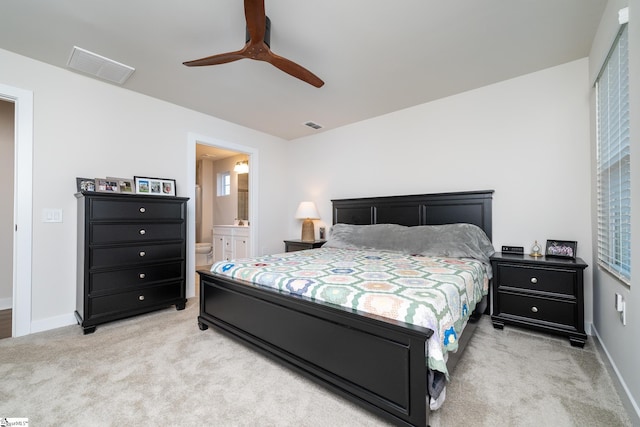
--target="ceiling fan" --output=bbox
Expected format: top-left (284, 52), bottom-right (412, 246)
top-left (183, 0), bottom-right (324, 88)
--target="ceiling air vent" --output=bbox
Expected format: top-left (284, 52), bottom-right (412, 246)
top-left (303, 121), bottom-right (323, 130)
top-left (67, 46), bottom-right (135, 85)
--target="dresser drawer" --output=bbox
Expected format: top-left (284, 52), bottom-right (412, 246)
top-left (90, 262), bottom-right (184, 293)
top-left (89, 282), bottom-right (183, 318)
top-left (496, 264), bottom-right (576, 296)
top-left (91, 223), bottom-right (184, 244)
top-left (91, 243), bottom-right (184, 268)
top-left (497, 292), bottom-right (576, 329)
top-left (90, 198), bottom-right (184, 221)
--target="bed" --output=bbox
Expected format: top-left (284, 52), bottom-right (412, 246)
top-left (197, 190), bottom-right (494, 427)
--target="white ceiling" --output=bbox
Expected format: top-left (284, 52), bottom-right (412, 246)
top-left (1, 0), bottom-right (607, 140)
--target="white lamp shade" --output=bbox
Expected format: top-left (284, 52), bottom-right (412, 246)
top-left (295, 201), bottom-right (320, 219)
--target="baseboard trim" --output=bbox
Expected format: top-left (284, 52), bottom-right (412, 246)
top-left (591, 324), bottom-right (640, 426)
top-left (30, 313), bottom-right (76, 334)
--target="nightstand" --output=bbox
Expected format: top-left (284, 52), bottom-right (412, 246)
top-left (490, 252), bottom-right (588, 347)
top-left (284, 239), bottom-right (326, 252)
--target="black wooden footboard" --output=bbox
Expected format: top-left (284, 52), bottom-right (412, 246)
top-left (198, 271), bottom-right (433, 427)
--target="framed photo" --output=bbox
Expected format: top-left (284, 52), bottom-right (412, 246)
top-left (545, 239), bottom-right (577, 259)
top-left (134, 176), bottom-right (176, 196)
top-left (95, 178), bottom-right (120, 193)
top-left (76, 177), bottom-right (95, 192)
top-left (107, 177), bottom-right (135, 194)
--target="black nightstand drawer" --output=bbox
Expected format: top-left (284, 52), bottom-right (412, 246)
top-left (496, 264), bottom-right (576, 296)
top-left (497, 292), bottom-right (576, 329)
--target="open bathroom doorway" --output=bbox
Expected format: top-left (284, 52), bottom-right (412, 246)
top-left (188, 134), bottom-right (258, 299)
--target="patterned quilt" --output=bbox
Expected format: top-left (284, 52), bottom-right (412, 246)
top-left (210, 247), bottom-right (489, 378)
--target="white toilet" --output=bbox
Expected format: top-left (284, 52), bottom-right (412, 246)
top-left (196, 228), bottom-right (214, 267)
top-left (196, 242), bottom-right (213, 267)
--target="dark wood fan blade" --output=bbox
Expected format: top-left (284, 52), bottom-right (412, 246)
top-left (183, 0), bottom-right (324, 88)
top-left (244, 0), bottom-right (266, 43)
top-left (266, 52), bottom-right (325, 88)
top-left (183, 50), bottom-right (246, 67)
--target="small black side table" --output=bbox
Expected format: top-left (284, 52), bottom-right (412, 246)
top-left (284, 239), bottom-right (326, 252)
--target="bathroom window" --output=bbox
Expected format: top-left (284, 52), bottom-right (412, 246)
top-left (218, 171), bottom-right (231, 197)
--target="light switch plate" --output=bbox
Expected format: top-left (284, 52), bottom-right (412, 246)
top-left (42, 208), bottom-right (63, 223)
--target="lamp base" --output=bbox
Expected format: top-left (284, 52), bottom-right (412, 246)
top-left (301, 219), bottom-right (315, 242)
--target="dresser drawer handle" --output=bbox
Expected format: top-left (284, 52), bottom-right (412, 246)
top-left (139, 251), bottom-right (146, 257)
top-left (139, 295), bottom-right (145, 301)
top-left (139, 207), bottom-right (146, 213)
top-left (530, 277), bottom-right (538, 284)
top-left (139, 229), bottom-right (146, 235)
top-left (139, 273), bottom-right (146, 279)
top-left (531, 306), bottom-right (538, 313)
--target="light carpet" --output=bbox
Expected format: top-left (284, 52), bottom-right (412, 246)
top-left (0, 299), bottom-right (631, 426)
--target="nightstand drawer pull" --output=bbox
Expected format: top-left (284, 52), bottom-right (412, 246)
top-left (531, 306), bottom-right (538, 313)
top-left (139, 251), bottom-right (146, 257)
top-left (139, 229), bottom-right (146, 235)
top-left (139, 273), bottom-right (146, 279)
top-left (138, 295), bottom-right (145, 301)
top-left (139, 207), bottom-right (146, 213)
top-left (530, 277), bottom-right (538, 284)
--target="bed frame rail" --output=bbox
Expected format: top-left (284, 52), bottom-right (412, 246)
top-left (198, 273), bottom-right (433, 427)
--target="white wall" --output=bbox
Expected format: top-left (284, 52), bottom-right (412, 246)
top-left (0, 100), bottom-right (14, 309)
top-left (0, 47), bottom-right (289, 330)
top-left (287, 58), bottom-right (594, 324)
top-left (589, 0), bottom-right (639, 423)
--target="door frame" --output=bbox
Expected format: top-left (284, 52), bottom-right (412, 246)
top-left (187, 132), bottom-right (258, 298)
top-left (0, 83), bottom-right (34, 337)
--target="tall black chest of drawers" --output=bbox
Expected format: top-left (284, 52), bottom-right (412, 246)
top-left (75, 191), bottom-right (189, 334)
top-left (490, 253), bottom-right (588, 347)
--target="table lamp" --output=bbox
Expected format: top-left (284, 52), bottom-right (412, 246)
top-left (295, 201), bottom-right (320, 242)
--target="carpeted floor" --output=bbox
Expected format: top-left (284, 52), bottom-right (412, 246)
top-left (0, 299), bottom-right (631, 426)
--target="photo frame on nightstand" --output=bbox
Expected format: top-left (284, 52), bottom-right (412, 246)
top-left (545, 239), bottom-right (577, 259)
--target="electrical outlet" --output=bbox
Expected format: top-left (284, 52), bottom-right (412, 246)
top-left (615, 293), bottom-right (626, 326)
top-left (615, 293), bottom-right (624, 311)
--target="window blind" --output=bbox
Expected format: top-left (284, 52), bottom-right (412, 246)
top-left (596, 24), bottom-right (631, 284)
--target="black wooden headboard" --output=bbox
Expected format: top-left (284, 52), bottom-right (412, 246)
top-left (331, 190), bottom-right (494, 240)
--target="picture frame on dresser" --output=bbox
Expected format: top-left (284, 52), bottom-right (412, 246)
top-left (76, 177), bottom-right (95, 192)
top-left (107, 177), bottom-right (135, 193)
top-left (134, 176), bottom-right (176, 196)
top-left (545, 239), bottom-right (577, 259)
top-left (95, 178), bottom-right (120, 193)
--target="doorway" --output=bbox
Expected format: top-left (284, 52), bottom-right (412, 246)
top-left (186, 133), bottom-right (258, 300)
top-left (0, 99), bottom-right (14, 338)
top-left (0, 83), bottom-right (34, 338)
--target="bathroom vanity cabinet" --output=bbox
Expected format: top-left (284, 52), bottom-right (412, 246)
top-left (212, 226), bottom-right (250, 262)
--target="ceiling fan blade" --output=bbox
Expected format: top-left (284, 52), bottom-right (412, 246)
top-left (244, 0), bottom-right (266, 43)
top-left (183, 50), bottom-right (246, 67)
top-left (266, 53), bottom-right (325, 88)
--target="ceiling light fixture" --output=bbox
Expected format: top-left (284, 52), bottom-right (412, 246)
top-left (67, 46), bottom-right (135, 84)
